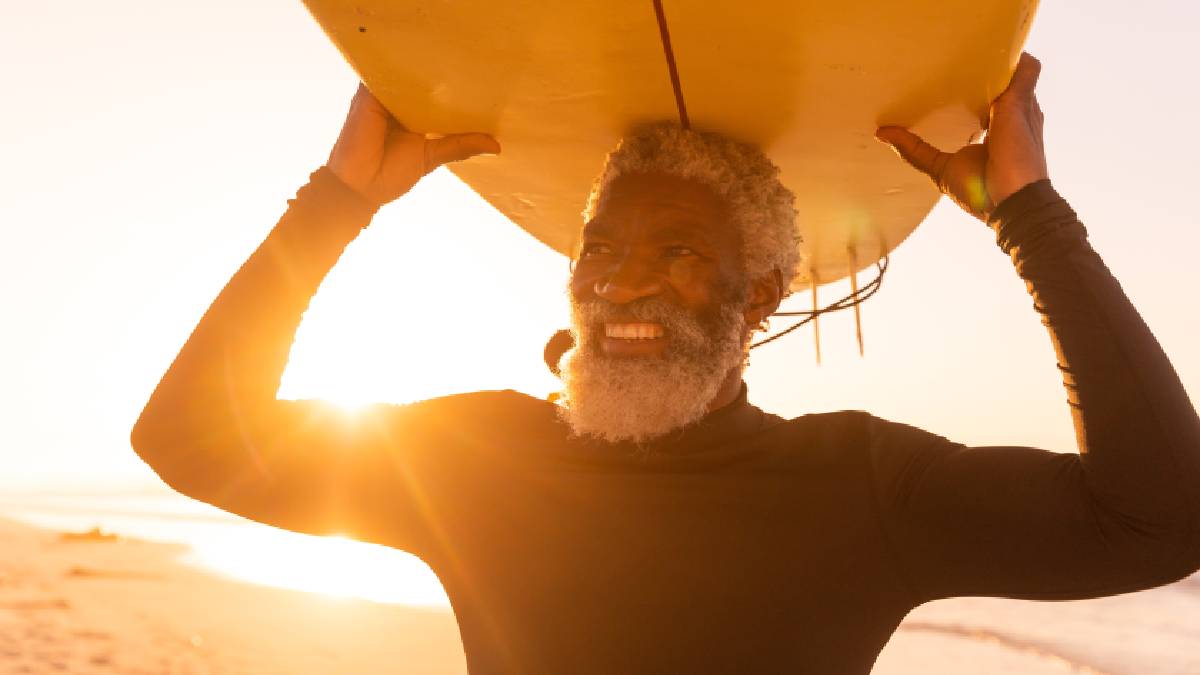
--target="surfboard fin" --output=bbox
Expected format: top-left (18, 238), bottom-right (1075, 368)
top-left (848, 246), bottom-right (864, 357)
top-left (810, 276), bottom-right (822, 365)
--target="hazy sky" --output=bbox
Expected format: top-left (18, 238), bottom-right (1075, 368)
top-left (1, 1), bottom-right (1197, 489)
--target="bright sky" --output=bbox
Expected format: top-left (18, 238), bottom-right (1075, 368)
top-left (1, 0), bottom-right (1197, 491)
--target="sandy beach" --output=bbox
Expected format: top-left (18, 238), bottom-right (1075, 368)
top-left (0, 518), bottom-right (466, 674)
top-left (3, 515), bottom-right (1197, 674)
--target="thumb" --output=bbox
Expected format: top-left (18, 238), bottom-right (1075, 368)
top-left (424, 133), bottom-right (501, 171)
top-left (875, 126), bottom-right (950, 183)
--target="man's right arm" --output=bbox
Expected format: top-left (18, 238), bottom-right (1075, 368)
top-left (131, 85), bottom-right (500, 556)
top-left (130, 167), bottom-right (442, 551)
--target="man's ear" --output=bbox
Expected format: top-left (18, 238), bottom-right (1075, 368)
top-left (744, 268), bottom-right (784, 328)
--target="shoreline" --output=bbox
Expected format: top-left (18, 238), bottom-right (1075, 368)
top-left (0, 493), bottom-right (452, 608)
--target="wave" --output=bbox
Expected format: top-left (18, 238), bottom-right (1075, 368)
top-left (0, 498), bottom-right (236, 524)
top-left (897, 621), bottom-right (1118, 675)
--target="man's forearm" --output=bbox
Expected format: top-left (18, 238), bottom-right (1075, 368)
top-left (132, 167), bottom-right (378, 460)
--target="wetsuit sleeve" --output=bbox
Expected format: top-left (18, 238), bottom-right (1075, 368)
top-left (130, 168), bottom-right (491, 557)
top-left (868, 181), bottom-right (1200, 603)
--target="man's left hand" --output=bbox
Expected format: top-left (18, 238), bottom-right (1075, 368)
top-left (875, 52), bottom-right (1050, 221)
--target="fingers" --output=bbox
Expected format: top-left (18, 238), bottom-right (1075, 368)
top-left (425, 133), bottom-right (502, 170)
top-left (1030, 92), bottom-right (1046, 150)
top-left (874, 126), bottom-right (950, 182)
top-left (1004, 52), bottom-right (1042, 102)
top-left (332, 83), bottom-right (393, 161)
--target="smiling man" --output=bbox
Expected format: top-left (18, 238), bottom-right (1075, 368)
top-left (132, 54), bottom-right (1200, 674)
top-left (561, 129), bottom-right (796, 444)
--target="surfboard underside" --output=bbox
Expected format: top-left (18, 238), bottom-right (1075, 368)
top-left (301, 0), bottom-right (1038, 291)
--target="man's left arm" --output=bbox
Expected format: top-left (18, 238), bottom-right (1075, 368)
top-left (865, 181), bottom-right (1200, 602)
top-left (871, 53), bottom-right (1200, 603)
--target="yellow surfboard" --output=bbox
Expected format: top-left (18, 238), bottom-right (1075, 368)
top-left (300, 0), bottom-right (1037, 291)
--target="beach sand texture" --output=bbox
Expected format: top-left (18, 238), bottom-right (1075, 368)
top-left (0, 519), bottom-right (465, 674)
top-left (2, 517), bottom-right (1196, 674)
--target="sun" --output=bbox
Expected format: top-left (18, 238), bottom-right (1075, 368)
top-left (273, 170), bottom-right (567, 412)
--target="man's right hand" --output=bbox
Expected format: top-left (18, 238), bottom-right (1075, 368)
top-left (327, 83), bottom-right (501, 207)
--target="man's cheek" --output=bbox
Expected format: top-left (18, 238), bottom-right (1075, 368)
top-left (668, 259), bottom-right (706, 288)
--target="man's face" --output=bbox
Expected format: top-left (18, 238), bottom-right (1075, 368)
top-left (570, 172), bottom-right (747, 348)
top-left (558, 172), bottom-right (753, 444)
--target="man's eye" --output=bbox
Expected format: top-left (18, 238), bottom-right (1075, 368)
top-left (664, 245), bottom-right (697, 257)
top-left (580, 243), bottom-right (612, 258)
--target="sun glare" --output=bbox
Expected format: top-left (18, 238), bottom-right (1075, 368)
top-left (271, 168), bottom-right (567, 413)
top-left (316, 390), bottom-right (379, 414)
top-left (184, 525), bottom-right (450, 607)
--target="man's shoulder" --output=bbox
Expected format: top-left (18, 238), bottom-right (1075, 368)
top-left (404, 389), bottom-right (557, 421)
top-left (390, 389), bottom-right (564, 442)
top-left (774, 408), bottom-right (873, 438)
top-left (772, 409), bottom-right (953, 455)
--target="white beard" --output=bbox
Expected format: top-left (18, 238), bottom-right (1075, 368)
top-left (557, 296), bottom-right (748, 445)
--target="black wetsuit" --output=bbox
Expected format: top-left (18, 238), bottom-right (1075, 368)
top-left (132, 168), bottom-right (1200, 674)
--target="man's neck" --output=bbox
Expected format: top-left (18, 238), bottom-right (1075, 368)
top-left (705, 367), bottom-right (746, 414)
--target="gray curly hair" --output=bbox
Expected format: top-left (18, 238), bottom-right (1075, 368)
top-left (582, 122), bottom-right (801, 291)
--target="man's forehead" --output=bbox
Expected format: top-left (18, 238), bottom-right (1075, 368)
top-left (585, 172), bottom-right (733, 238)
top-left (594, 171), bottom-right (724, 208)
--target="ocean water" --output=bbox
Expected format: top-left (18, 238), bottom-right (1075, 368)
top-left (2, 490), bottom-right (1197, 673)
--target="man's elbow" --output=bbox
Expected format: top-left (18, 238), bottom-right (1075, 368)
top-left (1182, 514), bottom-right (1200, 583)
top-left (129, 398), bottom-right (179, 464)
top-left (1132, 513), bottom-right (1200, 588)
top-left (1146, 549), bottom-right (1200, 589)
top-left (129, 409), bottom-right (212, 501)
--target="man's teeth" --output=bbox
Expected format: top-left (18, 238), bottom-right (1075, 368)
top-left (605, 323), bottom-right (664, 339)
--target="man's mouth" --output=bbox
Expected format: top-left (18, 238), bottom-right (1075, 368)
top-left (604, 322), bottom-right (665, 340)
top-left (599, 322), bottom-right (667, 357)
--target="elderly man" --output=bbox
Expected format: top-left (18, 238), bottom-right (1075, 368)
top-left (132, 54), bottom-right (1200, 673)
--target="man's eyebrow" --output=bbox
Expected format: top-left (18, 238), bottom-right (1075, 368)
top-left (583, 219), bottom-right (614, 235)
top-left (579, 220), bottom-right (614, 239)
top-left (646, 225), bottom-right (716, 244)
top-left (580, 220), bottom-right (719, 242)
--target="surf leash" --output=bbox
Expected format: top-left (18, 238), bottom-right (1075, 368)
top-left (648, 0), bottom-right (886, 358)
top-left (751, 253), bottom-right (889, 351)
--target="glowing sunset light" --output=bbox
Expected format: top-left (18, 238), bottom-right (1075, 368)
top-left (186, 527), bottom-right (449, 607)
top-left (274, 168), bottom-right (567, 411)
top-left (1, 3), bottom-right (1199, 671)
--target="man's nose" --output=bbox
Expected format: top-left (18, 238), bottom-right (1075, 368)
top-left (593, 254), bottom-right (662, 304)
